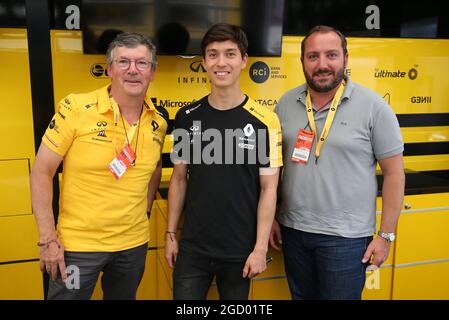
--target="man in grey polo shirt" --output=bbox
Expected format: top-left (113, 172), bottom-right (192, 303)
top-left (270, 25), bottom-right (405, 300)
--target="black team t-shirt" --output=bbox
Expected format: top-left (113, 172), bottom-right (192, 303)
top-left (172, 95), bottom-right (282, 261)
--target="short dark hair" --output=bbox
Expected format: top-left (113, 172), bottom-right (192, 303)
top-left (106, 32), bottom-right (157, 70)
top-left (301, 25), bottom-right (348, 59)
top-left (201, 23), bottom-right (248, 57)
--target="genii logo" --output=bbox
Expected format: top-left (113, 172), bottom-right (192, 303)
top-left (249, 61), bottom-right (270, 83)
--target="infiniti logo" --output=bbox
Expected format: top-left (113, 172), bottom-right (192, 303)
top-left (190, 61), bottom-right (206, 73)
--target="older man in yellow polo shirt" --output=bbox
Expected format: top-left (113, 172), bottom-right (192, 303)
top-left (30, 32), bottom-right (168, 300)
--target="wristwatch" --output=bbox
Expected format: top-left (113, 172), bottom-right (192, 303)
top-left (377, 231), bottom-right (396, 242)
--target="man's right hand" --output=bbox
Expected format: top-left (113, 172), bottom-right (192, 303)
top-left (39, 239), bottom-right (66, 282)
top-left (269, 220), bottom-right (283, 250)
top-left (164, 233), bottom-right (178, 268)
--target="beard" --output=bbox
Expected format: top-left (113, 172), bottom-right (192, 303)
top-left (304, 65), bottom-right (346, 93)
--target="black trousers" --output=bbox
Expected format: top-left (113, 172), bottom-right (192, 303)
top-left (173, 249), bottom-right (250, 300)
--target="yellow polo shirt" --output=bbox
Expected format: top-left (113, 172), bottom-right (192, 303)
top-left (43, 85), bottom-right (168, 251)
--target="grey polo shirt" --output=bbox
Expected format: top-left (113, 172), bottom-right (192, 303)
top-left (274, 78), bottom-right (404, 238)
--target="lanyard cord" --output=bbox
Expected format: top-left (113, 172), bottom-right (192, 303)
top-left (119, 104), bottom-right (143, 166)
top-left (305, 80), bottom-right (346, 163)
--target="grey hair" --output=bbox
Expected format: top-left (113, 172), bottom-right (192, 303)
top-left (106, 32), bottom-right (157, 70)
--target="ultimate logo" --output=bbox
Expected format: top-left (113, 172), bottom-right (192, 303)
top-left (374, 67), bottom-right (418, 80)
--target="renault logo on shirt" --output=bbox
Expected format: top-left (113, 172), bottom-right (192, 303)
top-left (152, 120), bottom-right (159, 131)
top-left (243, 124), bottom-right (255, 137)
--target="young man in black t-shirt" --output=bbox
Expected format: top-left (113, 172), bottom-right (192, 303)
top-left (165, 23), bottom-right (283, 300)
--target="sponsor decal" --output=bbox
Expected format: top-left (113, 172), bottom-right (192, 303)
top-left (186, 104), bottom-right (201, 114)
top-left (177, 77), bottom-right (209, 84)
top-left (60, 99), bottom-right (72, 111)
top-left (58, 112), bottom-right (66, 120)
top-left (408, 68), bottom-right (418, 80)
top-left (90, 121), bottom-right (109, 135)
top-left (48, 118), bottom-right (60, 133)
top-left (238, 142), bottom-right (255, 150)
top-left (249, 106), bottom-right (265, 118)
top-left (151, 97), bottom-right (197, 108)
top-left (190, 124), bottom-right (200, 132)
top-left (411, 96), bottom-right (431, 103)
top-left (250, 61), bottom-right (270, 83)
top-left (374, 69), bottom-right (406, 78)
top-left (177, 60), bottom-right (210, 84)
top-left (161, 100), bottom-right (194, 108)
top-left (253, 99), bottom-right (278, 108)
top-left (84, 102), bottom-right (97, 109)
top-left (152, 120), bottom-right (159, 131)
top-left (190, 61), bottom-right (206, 73)
top-left (249, 61), bottom-right (287, 84)
top-left (97, 130), bottom-right (107, 137)
top-left (243, 124), bottom-right (255, 137)
top-left (91, 137), bottom-right (112, 143)
top-left (374, 66), bottom-right (418, 80)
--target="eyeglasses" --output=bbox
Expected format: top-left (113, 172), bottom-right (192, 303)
top-left (113, 58), bottom-right (153, 71)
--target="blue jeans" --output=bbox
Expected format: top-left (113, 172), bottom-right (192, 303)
top-left (281, 225), bottom-right (372, 300)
